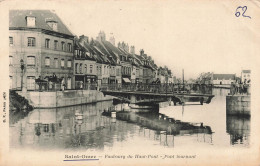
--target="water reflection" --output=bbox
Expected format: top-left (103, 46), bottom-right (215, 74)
top-left (9, 89), bottom-right (250, 150)
top-left (10, 101), bottom-right (117, 150)
top-left (226, 115), bottom-right (250, 146)
top-left (104, 111), bottom-right (212, 135)
top-left (103, 110), bottom-right (213, 147)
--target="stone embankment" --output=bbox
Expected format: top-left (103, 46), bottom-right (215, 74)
top-left (17, 90), bottom-right (113, 109)
top-left (226, 95), bottom-right (250, 116)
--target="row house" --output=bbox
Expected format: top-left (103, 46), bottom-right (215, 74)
top-left (134, 54), bottom-right (144, 83)
top-left (75, 31), bottom-right (174, 87)
top-left (91, 32), bottom-right (163, 85)
top-left (74, 38), bottom-right (98, 89)
top-left (140, 49), bottom-right (157, 84)
top-left (79, 36), bottom-right (105, 86)
top-left (74, 35), bottom-right (113, 87)
top-left (9, 10), bottom-right (74, 91)
top-left (98, 37), bottom-right (123, 84)
top-left (95, 35), bottom-right (118, 84)
top-left (117, 42), bottom-right (133, 83)
top-left (95, 35), bottom-right (128, 84)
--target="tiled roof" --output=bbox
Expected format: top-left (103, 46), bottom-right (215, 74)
top-left (95, 41), bottom-right (118, 65)
top-left (213, 74), bottom-right (236, 80)
top-left (242, 70), bottom-right (251, 73)
top-left (133, 54), bottom-right (143, 66)
top-left (9, 10), bottom-right (74, 37)
top-left (102, 41), bottom-right (124, 56)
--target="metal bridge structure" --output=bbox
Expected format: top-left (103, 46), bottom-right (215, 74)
top-left (100, 83), bottom-right (215, 106)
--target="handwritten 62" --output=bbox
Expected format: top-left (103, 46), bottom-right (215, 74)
top-left (235, 6), bottom-right (251, 19)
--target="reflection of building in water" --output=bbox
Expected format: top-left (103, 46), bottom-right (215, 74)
top-left (10, 101), bottom-right (134, 149)
top-left (10, 100), bottom-right (214, 150)
top-left (226, 115), bottom-right (250, 146)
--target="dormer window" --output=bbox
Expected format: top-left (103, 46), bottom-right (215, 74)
top-left (46, 19), bottom-right (58, 31)
top-left (26, 16), bottom-right (36, 27)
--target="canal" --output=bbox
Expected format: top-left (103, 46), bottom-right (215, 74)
top-left (9, 88), bottom-right (250, 152)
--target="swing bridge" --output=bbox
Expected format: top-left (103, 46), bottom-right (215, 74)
top-left (100, 83), bottom-right (215, 106)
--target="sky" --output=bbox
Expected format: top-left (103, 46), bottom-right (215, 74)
top-left (4, 0), bottom-right (259, 79)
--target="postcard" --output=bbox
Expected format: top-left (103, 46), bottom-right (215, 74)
top-left (0, 0), bottom-right (260, 165)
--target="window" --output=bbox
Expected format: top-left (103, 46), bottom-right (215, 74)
top-left (27, 56), bottom-right (35, 66)
top-left (97, 66), bottom-right (99, 75)
top-left (9, 37), bottom-right (13, 46)
top-left (67, 60), bottom-right (72, 68)
top-left (52, 23), bottom-right (57, 31)
top-left (26, 16), bottom-right (36, 27)
top-left (27, 76), bottom-right (35, 90)
top-left (75, 63), bottom-right (78, 74)
top-left (45, 39), bottom-right (50, 48)
top-left (54, 40), bottom-right (58, 50)
top-left (9, 56), bottom-right (13, 65)
top-left (54, 58), bottom-right (58, 68)
top-left (68, 43), bottom-right (72, 52)
top-left (79, 64), bottom-right (82, 73)
top-left (90, 65), bottom-right (93, 73)
top-left (28, 37), bottom-right (36, 47)
top-left (61, 42), bottom-right (65, 51)
top-left (45, 57), bottom-right (50, 67)
top-left (85, 64), bottom-right (87, 73)
top-left (61, 59), bottom-right (64, 68)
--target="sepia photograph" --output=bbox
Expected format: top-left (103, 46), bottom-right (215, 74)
top-left (0, 0), bottom-right (260, 165)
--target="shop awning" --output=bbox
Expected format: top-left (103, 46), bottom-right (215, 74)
top-left (122, 78), bottom-right (131, 83)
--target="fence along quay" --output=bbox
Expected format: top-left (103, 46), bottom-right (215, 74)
top-left (13, 82), bottom-right (214, 109)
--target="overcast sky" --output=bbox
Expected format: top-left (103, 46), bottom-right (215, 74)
top-left (5, 0), bottom-right (259, 79)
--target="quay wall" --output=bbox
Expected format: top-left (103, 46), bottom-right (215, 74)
top-left (18, 90), bottom-right (114, 108)
top-left (226, 95), bottom-right (250, 116)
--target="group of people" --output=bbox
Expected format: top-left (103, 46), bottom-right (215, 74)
top-left (78, 80), bottom-right (98, 90)
top-left (230, 79), bottom-right (250, 95)
top-left (37, 73), bottom-right (67, 91)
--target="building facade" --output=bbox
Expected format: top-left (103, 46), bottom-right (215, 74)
top-left (241, 70), bottom-right (251, 83)
top-left (9, 10), bottom-right (74, 90)
top-left (212, 74), bottom-right (236, 85)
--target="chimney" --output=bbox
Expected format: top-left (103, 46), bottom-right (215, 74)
top-left (122, 42), bottom-right (125, 49)
top-left (125, 43), bottom-right (129, 53)
top-left (140, 49), bottom-right (144, 56)
top-left (118, 42), bottom-right (122, 49)
top-left (97, 31), bottom-right (106, 42)
top-left (130, 46), bottom-right (135, 55)
top-left (109, 33), bottom-right (115, 46)
top-left (80, 35), bottom-right (89, 44)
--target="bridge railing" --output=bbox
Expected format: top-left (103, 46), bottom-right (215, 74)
top-left (100, 83), bottom-right (213, 95)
